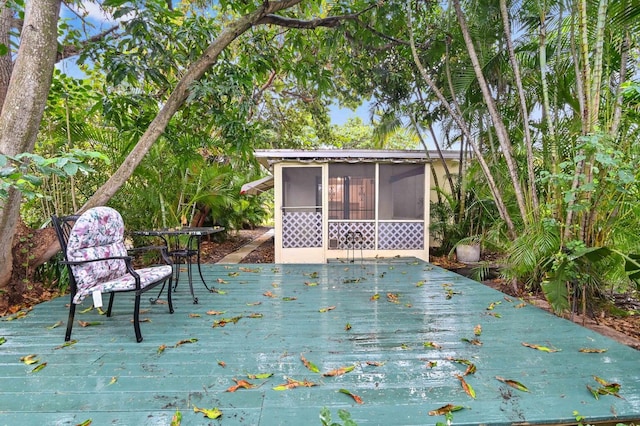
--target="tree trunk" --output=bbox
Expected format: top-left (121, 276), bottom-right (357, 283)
top-left (407, 2), bottom-right (516, 238)
top-left (0, 0), bottom-right (62, 294)
top-left (452, 0), bottom-right (528, 226)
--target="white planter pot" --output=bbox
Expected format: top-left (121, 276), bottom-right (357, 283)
top-left (456, 244), bottom-right (481, 263)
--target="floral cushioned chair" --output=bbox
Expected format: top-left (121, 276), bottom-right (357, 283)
top-left (52, 206), bottom-right (174, 342)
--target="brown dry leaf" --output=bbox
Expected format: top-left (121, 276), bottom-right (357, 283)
top-left (78, 320), bottom-right (101, 327)
top-left (456, 374), bottom-right (476, 399)
top-left (339, 388), bottom-right (364, 404)
top-left (579, 348), bottom-right (608, 353)
top-left (263, 291), bottom-right (276, 298)
top-left (496, 376), bottom-right (529, 392)
top-left (300, 354), bottom-right (320, 373)
top-left (322, 365), bottom-right (355, 377)
top-left (272, 377), bottom-right (318, 391)
top-left (522, 342), bottom-right (559, 352)
top-left (206, 310), bottom-right (225, 315)
top-left (428, 403), bottom-right (464, 416)
top-left (386, 293), bottom-right (400, 303)
top-left (226, 378), bottom-right (256, 392)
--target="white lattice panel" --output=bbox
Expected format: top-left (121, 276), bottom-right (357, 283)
top-left (378, 222), bottom-right (424, 250)
top-left (328, 222), bottom-right (376, 249)
top-left (282, 212), bottom-right (323, 248)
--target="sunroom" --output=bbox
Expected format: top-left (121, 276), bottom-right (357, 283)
top-left (247, 149), bottom-right (458, 263)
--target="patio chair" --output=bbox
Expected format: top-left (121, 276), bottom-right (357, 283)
top-left (52, 206), bottom-right (174, 342)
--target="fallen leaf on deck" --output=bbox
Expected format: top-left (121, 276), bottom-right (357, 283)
top-left (130, 318), bottom-right (150, 323)
top-left (193, 406), bottom-right (222, 419)
top-left (447, 358), bottom-right (476, 375)
top-left (282, 296), bottom-right (297, 301)
top-left (248, 313), bottom-right (263, 318)
top-left (365, 361), bottom-right (385, 367)
top-left (474, 324), bottom-right (482, 336)
top-left (78, 321), bottom-right (101, 327)
top-left (170, 410), bottom-right (181, 426)
top-left (339, 388), bottom-right (363, 404)
top-left (228, 272), bottom-right (240, 277)
top-left (486, 301), bottom-right (502, 310)
top-left (216, 278), bottom-right (228, 284)
top-left (0, 337), bottom-right (5, 345)
top-left (20, 354), bottom-right (39, 365)
top-left (423, 341), bottom-right (442, 349)
top-left (79, 306), bottom-right (93, 314)
top-left (304, 281), bottom-right (318, 286)
top-left (522, 342), bottom-right (560, 352)
top-left (496, 376), bottom-right (529, 392)
top-left (175, 338), bottom-right (198, 347)
top-left (246, 302), bottom-right (261, 306)
top-left (212, 316), bottom-right (242, 327)
top-left (428, 404), bottom-right (464, 416)
top-left (263, 291), bottom-right (276, 298)
top-left (370, 293), bottom-right (380, 301)
top-left (272, 377), bottom-right (318, 390)
top-left (515, 302), bottom-right (526, 308)
top-left (322, 365), bottom-right (355, 377)
top-left (387, 293), bottom-right (400, 303)
top-left (226, 378), bottom-right (256, 392)
top-left (456, 374), bottom-right (476, 399)
top-left (319, 306), bottom-right (336, 313)
top-left (416, 280), bottom-right (425, 287)
top-left (30, 362), bottom-right (47, 373)
top-left (157, 344), bottom-right (167, 354)
top-left (345, 323), bottom-right (352, 331)
top-left (461, 338), bottom-right (482, 346)
top-left (591, 376), bottom-right (622, 399)
top-left (188, 313), bottom-right (201, 318)
top-left (218, 361), bottom-right (226, 368)
top-left (239, 267), bottom-right (261, 273)
top-left (108, 376), bottom-right (117, 386)
top-left (247, 372), bottom-right (273, 379)
top-left (46, 321), bottom-right (63, 330)
top-left (301, 354), bottom-right (320, 373)
top-left (54, 340), bottom-right (77, 350)
top-left (579, 348), bottom-right (608, 353)
top-left (76, 420), bottom-right (92, 426)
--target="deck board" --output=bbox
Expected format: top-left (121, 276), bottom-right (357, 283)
top-left (1, 261), bottom-right (639, 425)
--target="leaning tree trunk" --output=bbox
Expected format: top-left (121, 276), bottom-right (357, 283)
top-left (0, 0), bottom-right (62, 303)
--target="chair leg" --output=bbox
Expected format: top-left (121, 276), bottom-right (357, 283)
top-left (65, 298), bottom-right (76, 341)
top-left (167, 277), bottom-right (174, 314)
top-left (133, 293), bottom-right (143, 343)
top-left (107, 292), bottom-right (115, 317)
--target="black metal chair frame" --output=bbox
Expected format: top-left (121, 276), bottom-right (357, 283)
top-left (52, 212), bottom-right (174, 343)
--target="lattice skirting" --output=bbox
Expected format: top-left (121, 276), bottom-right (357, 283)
top-left (282, 212), bottom-right (323, 248)
top-left (328, 222), bottom-right (376, 250)
top-left (378, 222), bottom-right (424, 250)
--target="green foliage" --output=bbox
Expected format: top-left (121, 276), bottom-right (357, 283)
top-left (319, 407), bottom-right (357, 426)
top-left (0, 150), bottom-right (109, 200)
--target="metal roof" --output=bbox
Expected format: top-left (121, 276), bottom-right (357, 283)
top-left (254, 149), bottom-right (461, 169)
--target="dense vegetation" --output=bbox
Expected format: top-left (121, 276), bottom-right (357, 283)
top-left (1, 0), bottom-right (639, 316)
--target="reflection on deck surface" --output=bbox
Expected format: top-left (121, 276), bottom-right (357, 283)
top-left (1, 261), bottom-right (639, 425)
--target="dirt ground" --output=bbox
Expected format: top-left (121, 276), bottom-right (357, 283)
top-left (5, 228), bottom-right (639, 350)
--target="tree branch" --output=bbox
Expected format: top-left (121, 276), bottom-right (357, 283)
top-left (257, 4), bottom-right (377, 29)
top-left (56, 25), bottom-right (119, 62)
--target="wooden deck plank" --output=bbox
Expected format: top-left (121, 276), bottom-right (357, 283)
top-left (1, 261), bottom-right (639, 425)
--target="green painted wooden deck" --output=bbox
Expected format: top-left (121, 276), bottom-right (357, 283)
top-left (1, 260), bottom-right (639, 425)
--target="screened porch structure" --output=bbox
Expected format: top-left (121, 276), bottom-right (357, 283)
top-left (254, 149), bottom-right (458, 263)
